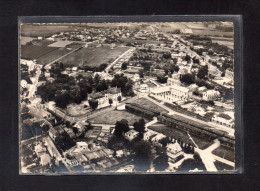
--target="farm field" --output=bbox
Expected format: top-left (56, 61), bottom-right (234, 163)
top-left (127, 97), bottom-right (168, 113)
top-left (48, 41), bottom-right (74, 47)
top-left (89, 110), bottom-right (148, 125)
top-left (59, 45), bottom-right (130, 67)
top-left (149, 124), bottom-right (214, 149)
top-left (21, 45), bottom-right (71, 65)
top-left (21, 24), bottom-right (76, 37)
top-left (20, 37), bottom-right (36, 45)
top-left (121, 38), bottom-right (164, 45)
top-left (212, 145), bottom-right (235, 162)
top-left (21, 45), bottom-right (59, 60)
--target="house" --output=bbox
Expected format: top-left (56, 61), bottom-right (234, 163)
top-left (49, 125), bottom-right (65, 141)
top-left (76, 141), bottom-right (88, 148)
top-left (88, 87), bottom-right (121, 105)
top-left (202, 90), bottom-right (220, 101)
top-left (21, 80), bottom-right (28, 89)
top-left (167, 77), bottom-right (181, 86)
top-left (151, 134), bottom-right (166, 143)
top-left (116, 150), bottom-right (124, 158)
top-left (166, 142), bottom-right (184, 162)
top-left (139, 83), bottom-right (149, 93)
top-left (197, 86), bottom-right (207, 92)
top-left (211, 115), bottom-right (234, 128)
top-left (35, 143), bottom-right (47, 157)
top-left (124, 129), bottom-right (139, 141)
top-left (189, 84), bottom-right (199, 92)
top-left (40, 153), bottom-right (51, 166)
top-left (72, 67), bottom-right (78, 72)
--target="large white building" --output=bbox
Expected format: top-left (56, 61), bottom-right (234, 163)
top-left (150, 84), bottom-right (192, 102)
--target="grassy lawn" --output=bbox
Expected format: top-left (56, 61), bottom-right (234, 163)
top-left (89, 110), bottom-right (148, 125)
top-left (212, 145), bottom-right (235, 162)
top-left (59, 45), bottom-right (130, 67)
top-left (214, 161), bottom-right (234, 171)
top-left (149, 124), bottom-right (214, 149)
top-left (127, 97), bottom-right (168, 113)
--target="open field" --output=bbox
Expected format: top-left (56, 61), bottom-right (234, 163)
top-left (21, 24), bottom-right (76, 37)
top-left (48, 41), bottom-right (74, 47)
top-left (59, 45), bottom-right (130, 67)
top-left (127, 97), bottom-right (168, 113)
top-left (121, 38), bottom-right (164, 45)
top-left (21, 45), bottom-right (71, 65)
top-left (212, 145), bottom-right (235, 162)
top-left (20, 37), bottom-right (36, 45)
top-left (191, 29), bottom-right (233, 37)
top-left (21, 45), bottom-right (59, 59)
top-left (89, 110), bottom-right (148, 125)
top-left (149, 124), bottom-right (214, 149)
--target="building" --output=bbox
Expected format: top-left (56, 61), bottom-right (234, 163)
top-left (211, 115), bottom-right (234, 128)
top-left (151, 85), bottom-right (192, 102)
top-left (21, 80), bottom-right (28, 89)
top-left (35, 143), bottom-right (47, 157)
top-left (225, 68), bottom-right (233, 79)
top-left (167, 77), bottom-right (181, 86)
top-left (188, 84), bottom-right (199, 92)
top-left (170, 85), bottom-right (192, 101)
top-left (88, 87), bottom-right (121, 105)
top-left (49, 126), bottom-right (65, 141)
top-left (139, 83), bottom-right (149, 93)
top-left (40, 153), bottom-right (51, 166)
top-left (202, 90), bottom-right (220, 101)
top-left (124, 129), bottom-right (139, 141)
top-left (151, 134), bottom-right (166, 143)
top-left (166, 142), bottom-right (184, 163)
top-left (116, 150), bottom-right (124, 158)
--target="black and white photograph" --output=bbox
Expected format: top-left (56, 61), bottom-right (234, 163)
top-left (19, 21), bottom-right (237, 174)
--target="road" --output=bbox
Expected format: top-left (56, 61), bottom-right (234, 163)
top-left (188, 133), bottom-right (234, 170)
top-left (26, 68), bottom-right (41, 98)
top-left (188, 133), bottom-right (218, 171)
top-left (142, 94), bottom-right (234, 136)
top-left (44, 44), bottom-right (85, 70)
top-left (104, 47), bottom-right (136, 73)
top-left (44, 135), bottom-right (73, 173)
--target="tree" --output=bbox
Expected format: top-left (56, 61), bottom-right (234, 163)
top-left (117, 96), bottom-right (122, 102)
top-left (157, 74), bottom-right (168, 83)
top-left (154, 150), bottom-right (169, 171)
top-left (94, 74), bottom-right (101, 84)
top-left (88, 99), bottom-right (98, 110)
top-left (98, 63), bottom-right (108, 71)
top-left (139, 69), bottom-right (144, 78)
top-left (197, 65), bottom-right (208, 80)
top-left (109, 98), bottom-right (113, 106)
top-left (121, 62), bottom-right (128, 70)
top-left (180, 73), bottom-right (195, 85)
top-left (133, 140), bottom-right (151, 158)
top-left (55, 91), bottom-right (71, 109)
top-left (163, 52), bottom-right (171, 59)
top-left (96, 79), bottom-right (108, 92)
top-left (72, 127), bottom-right (78, 134)
top-left (114, 119), bottom-right (130, 137)
top-left (134, 118), bottom-right (146, 133)
top-left (184, 55), bottom-right (191, 62)
top-left (159, 137), bottom-right (171, 147)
